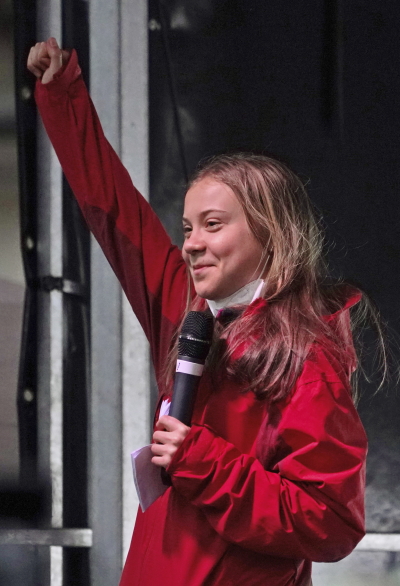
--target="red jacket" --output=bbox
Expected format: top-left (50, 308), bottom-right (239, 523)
top-left (35, 50), bottom-right (367, 586)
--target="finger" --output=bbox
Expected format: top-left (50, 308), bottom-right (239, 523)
top-left (151, 455), bottom-right (168, 468)
top-left (27, 63), bottom-right (43, 78)
top-left (46, 37), bottom-right (62, 58)
top-left (151, 443), bottom-right (162, 455)
top-left (61, 49), bottom-right (71, 64)
top-left (150, 444), bottom-right (168, 466)
top-left (28, 44), bottom-right (46, 71)
top-left (27, 50), bottom-right (42, 78)
top-left (27, 46), bottom-right (37, 67)
top-left (38, 41), bottom-right (50, 61)
top-left (38, 38), bottom-right (63, 84)
top-left (36, 58), bottom-right (51, 72)
top-left (38, 41), bottom-right (48, 56)
top-left (151, 443), bottom-right (171, 456)
top-left (47, 36), bottom-right (59, 48)
top-left (156, 415), bottom-right (183, 431)
top-left (44, 37), bottom-right (63, 72)
top-left (153, 430), bottom-right (175, 445)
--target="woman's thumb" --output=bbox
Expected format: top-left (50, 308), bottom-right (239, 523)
top-left (46, 37), bottom-right (62, 60)
top-left (40, 37), bottom-right (64, 84)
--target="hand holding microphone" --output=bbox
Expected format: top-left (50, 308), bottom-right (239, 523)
top-left (151, 416), bottom-right (190, 469)
top-left (151, 311), bottom-right (214, 469)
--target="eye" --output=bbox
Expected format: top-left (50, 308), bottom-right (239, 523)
top-left (205, 220), bottom-right (221, 230)
top-left (182, 225), bottom-right (192, 238)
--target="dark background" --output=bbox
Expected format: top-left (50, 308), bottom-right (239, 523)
top-left (149, 0), bottom-right (400, 534)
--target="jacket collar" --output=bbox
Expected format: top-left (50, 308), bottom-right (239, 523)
top-left (214, 287), bottom-right (362, 325)
top-left (323, 288), bottom-right (362, 323)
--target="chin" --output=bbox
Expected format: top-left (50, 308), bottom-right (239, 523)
top-left (194, 286), bottom-right (226, 301)
top-left (194, 289), bottom-right (212, 300)
top-left (193, 284), bottom-right (216, 300)
top-left (193, 278), bottom-right (232, 300)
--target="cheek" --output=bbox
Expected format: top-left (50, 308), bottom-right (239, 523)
top-left (214, 240), bottom-right (236, 260)
top-left (234, 237), bottom-right (263, 272)
top-left (226, 231), bottom-right (262, 262)
top-left (212, 229), bottom-right (242, 256)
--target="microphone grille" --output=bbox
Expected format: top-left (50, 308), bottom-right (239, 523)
top-left (178, 311), bottom-right (214, 360)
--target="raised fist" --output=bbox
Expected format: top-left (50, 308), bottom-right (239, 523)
top-left (27, 37), bottom-right (70, 84)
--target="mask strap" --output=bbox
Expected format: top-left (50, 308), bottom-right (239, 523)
top-left (251, 246), bottom-right (272, 302)
top-left (251, 279), bottom-right (265, 302)
top-left (257, 249), bottom-right (271, 280)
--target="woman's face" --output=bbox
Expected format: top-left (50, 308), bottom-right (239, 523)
top-left (182, 177), bottom-right (264, 300)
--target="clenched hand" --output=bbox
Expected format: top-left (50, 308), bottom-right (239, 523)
top-left (27, 37), bottom-right (70, 84)
top-left (151, 415), bottom-right (190, 469)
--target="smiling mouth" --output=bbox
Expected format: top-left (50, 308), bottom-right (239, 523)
top-left (192, 265), bottom-right (213, 274)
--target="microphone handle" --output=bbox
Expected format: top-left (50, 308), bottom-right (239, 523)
top-left (160, 362), bottom-right (202, 486)
top-left (169, 371), bottom-right (201, 426)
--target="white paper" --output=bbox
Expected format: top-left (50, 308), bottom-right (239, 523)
top-left (159, 398), bottom-right (171, 418)
top-left (131, 445), bottom-right (168, 512)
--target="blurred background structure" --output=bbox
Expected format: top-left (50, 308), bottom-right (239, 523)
top-left (0, 0), bottom-right (399, 585)
top-left (0, 0), bottom-right (23, 484)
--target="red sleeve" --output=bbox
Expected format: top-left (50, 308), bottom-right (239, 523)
top-left (167, 367), bottom-right (367, 562)
top-left (34, 50), bottom-right (188, 380)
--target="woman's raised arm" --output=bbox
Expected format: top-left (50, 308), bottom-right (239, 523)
top-left (28, 38), bottom-right (188, 382)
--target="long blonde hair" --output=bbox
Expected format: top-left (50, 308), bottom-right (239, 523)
top-left (165, 153), bottom-right (386, 403)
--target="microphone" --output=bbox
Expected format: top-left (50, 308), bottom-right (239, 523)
top-left (160, 310), bottom-right (213, 487)
top-left (169, 311), bottom-right (214, 426)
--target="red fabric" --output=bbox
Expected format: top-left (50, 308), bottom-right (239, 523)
top-left (35, 50), bottom-right (187, 390)
top-left (35, 51), bottom-right (367, 586)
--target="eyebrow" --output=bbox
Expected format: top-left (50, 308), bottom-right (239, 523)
top-left (182, 209), bottom-right (230, 223)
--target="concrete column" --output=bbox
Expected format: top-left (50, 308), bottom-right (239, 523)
top-left (89, 0), bottom-right (150, 582)
top-left (36, 2), bottom-right (63, 584)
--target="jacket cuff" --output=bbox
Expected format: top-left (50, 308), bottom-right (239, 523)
top-left (35, 49), bottom-right (81, 97)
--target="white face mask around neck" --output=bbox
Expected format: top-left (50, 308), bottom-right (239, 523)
top-left (206, 278), bottom-right (264, 317)
top-left (205, 248), bottom-right (270, 317)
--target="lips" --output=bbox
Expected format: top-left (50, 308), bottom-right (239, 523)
top-left (192, 264), bottom-right (213, 274)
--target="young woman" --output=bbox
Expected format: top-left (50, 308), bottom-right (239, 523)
top-left (28, 39), bottom-right (368, 586)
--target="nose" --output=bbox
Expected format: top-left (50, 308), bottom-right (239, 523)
top-left (182, 228), bottom-right (206, 257)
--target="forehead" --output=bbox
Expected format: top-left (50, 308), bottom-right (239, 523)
top-left (183, 178), bottom-right (242, 218)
